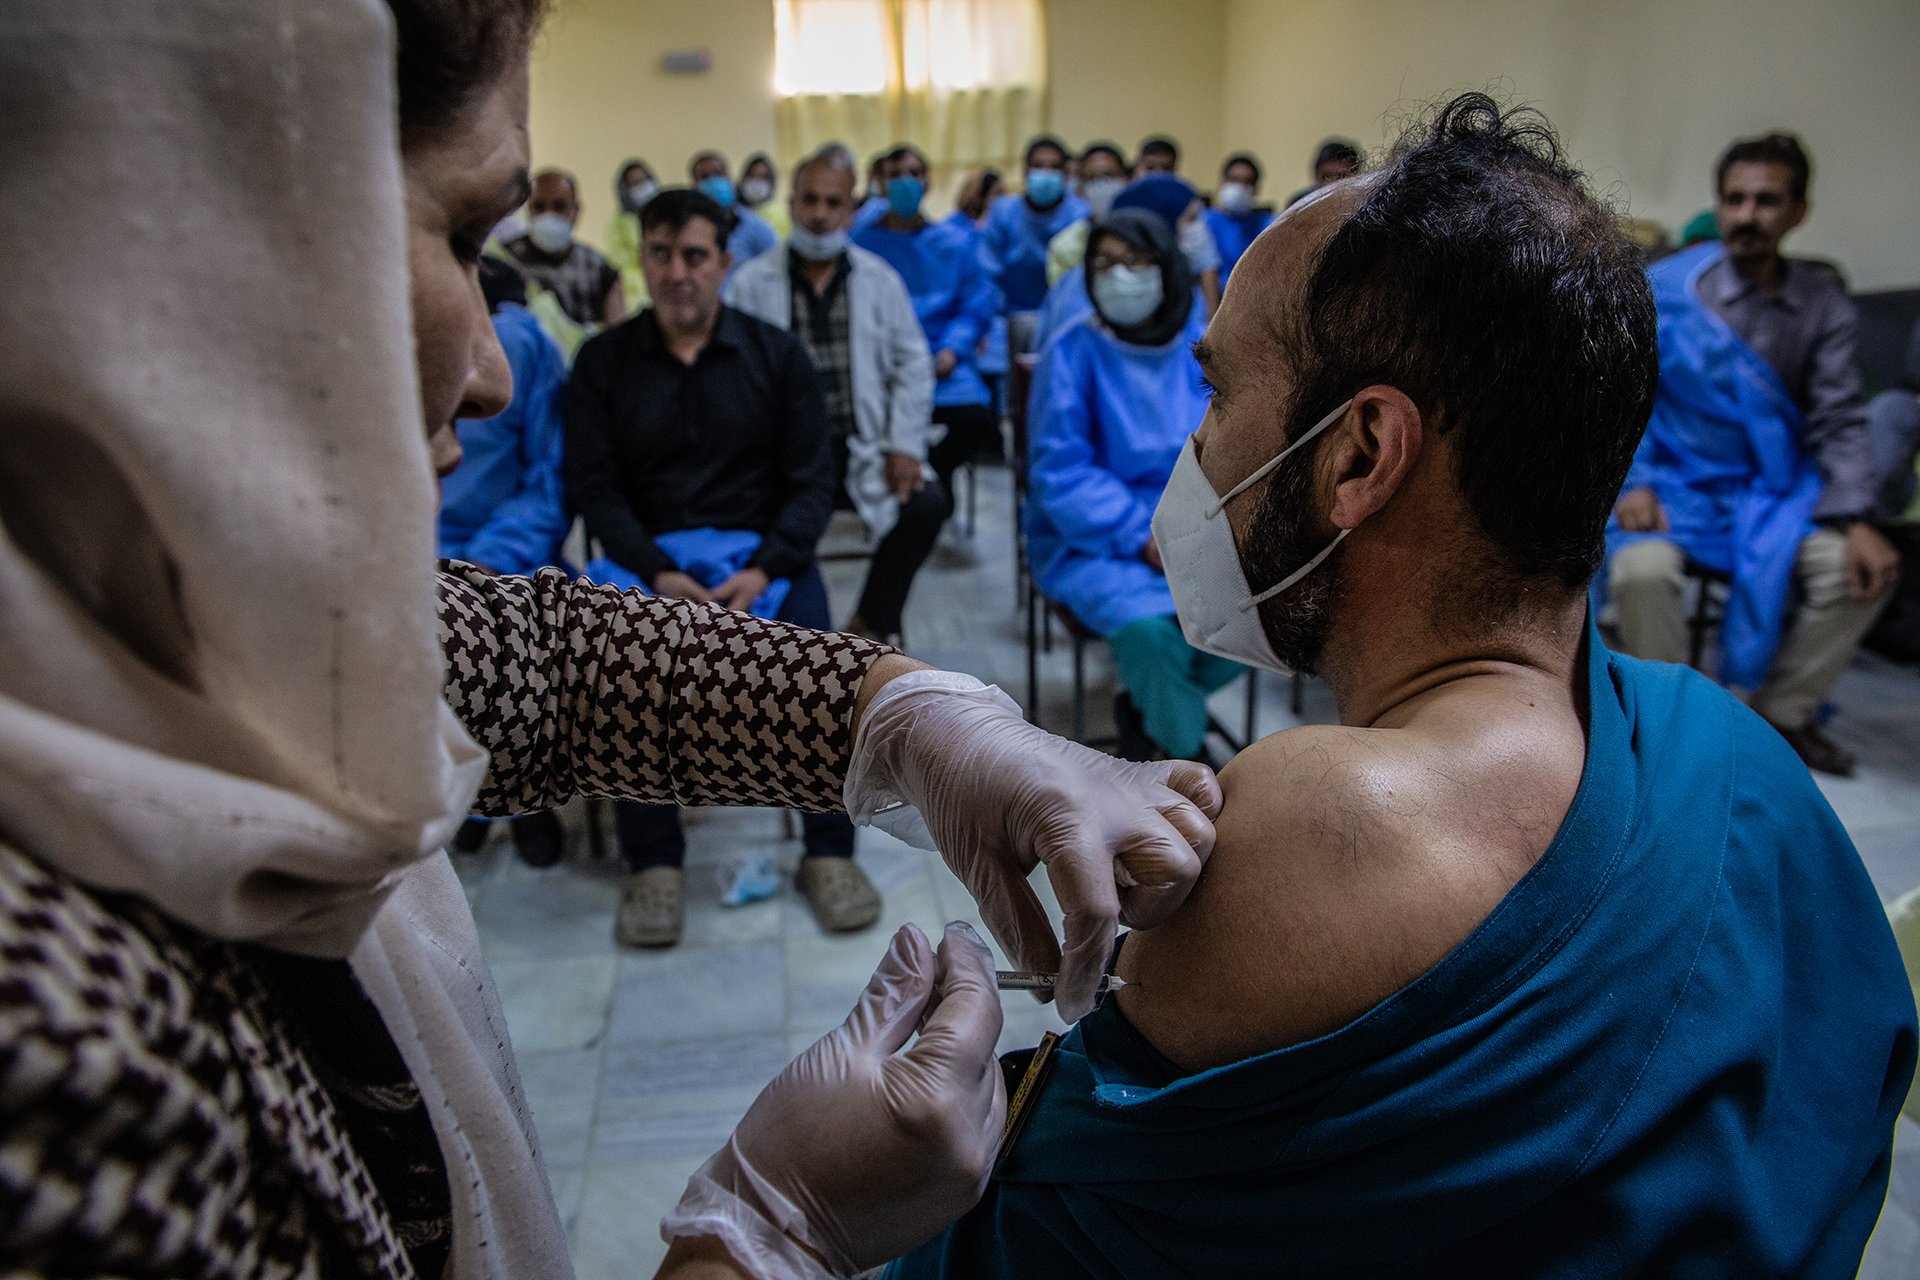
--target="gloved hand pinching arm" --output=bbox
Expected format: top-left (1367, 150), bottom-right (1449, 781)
top-left (659, 922), bottom-right (1005, 1279)
top-left (843, 671), bottom-right (1223, 1021)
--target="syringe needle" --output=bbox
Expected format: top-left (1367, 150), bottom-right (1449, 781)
top-left (995, 970), bottom-right (1128, 995)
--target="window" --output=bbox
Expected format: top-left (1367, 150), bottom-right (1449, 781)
top-left (772, 0), bottom-right (1047, 188)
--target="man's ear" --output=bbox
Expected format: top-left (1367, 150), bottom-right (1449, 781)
top-left (1327, 385), bottom-right (1422, 530)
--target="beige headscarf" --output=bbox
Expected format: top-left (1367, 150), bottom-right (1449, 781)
top-left (0, 2), bottom-right (569, 1275)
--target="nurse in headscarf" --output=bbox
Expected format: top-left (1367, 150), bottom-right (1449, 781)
top-left (1026, 208), bottom-right (1246, 763)
top-left (0, 2), bottom-right (1222, 1276)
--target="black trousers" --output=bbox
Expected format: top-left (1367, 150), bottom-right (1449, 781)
top-left (614, 563), bottom-right (858, 870)
top-left (852, 481), bottom-right (950, 635)
top-left (928, 401), bottom-right (1002, 488)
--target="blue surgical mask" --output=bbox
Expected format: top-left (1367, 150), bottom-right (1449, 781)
top-left (1025, 168), bottom-right (1065, 209)
top-left (887, 176), bottom-right (926, 219)
top-left (698, 175), bottom-right (736, 208)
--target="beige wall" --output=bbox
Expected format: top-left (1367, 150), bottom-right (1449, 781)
top-left (527, 0), bottom-right (1232, 250)
top-left (1047, 0), bottom-right (1226, 177)
top-left (1221, 0), bottom-right (1920, 289)
top-left (528, 0), bottom-right (779, 248)
top-left (529, 0), bottom-right (1918, 287)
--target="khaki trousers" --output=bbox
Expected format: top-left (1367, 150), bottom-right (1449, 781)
top-left (1607, 529), bottom-right (1889, 728)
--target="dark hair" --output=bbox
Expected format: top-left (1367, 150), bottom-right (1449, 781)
top-left (884, 143), bottom-right (930, 170)
top-left (533, 167), bottom-right (578, 201)
top-left (1276, 93), bottom-right (1657, 592)
top-left (385, 0), bottom-right (548, 143)
top-left (1313, 139), bottom-right (1361, 171)
top-left (639, 187), bottom-right (730, 244)
top-left (1138, 135), bottom-right (1181, 165)
top-left (1080, 141), bottom-right (1127, 170)
top-left (1715, 132), bottom-right (1811, 203)
top-left (1222, 151), bottom-right (1263, 184)
top-left (743, 152), bottom-right (776, 179)
top-left (1024, 135), bottom-right (1070, 167)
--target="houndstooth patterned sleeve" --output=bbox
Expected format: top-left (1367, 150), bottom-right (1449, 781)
top-left (436, 563), bottom-right (896, 814)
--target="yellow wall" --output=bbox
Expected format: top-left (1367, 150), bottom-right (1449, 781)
top-left (1046, 0), bottom-right (1226, 179)
top-left (1220, 0), bottom-right (1920, 289)
top-left (530, 0), bottom-right (1918, 287)
top-left (527, 0), bottom-right (1231, 250)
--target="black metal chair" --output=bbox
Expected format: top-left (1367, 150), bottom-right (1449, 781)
top-left (1684, 559), bottom-right (1732, 672)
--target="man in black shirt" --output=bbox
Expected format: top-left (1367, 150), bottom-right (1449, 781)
top-left (565, 188), bottom-right (881, 947)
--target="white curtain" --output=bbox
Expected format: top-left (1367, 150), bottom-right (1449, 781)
top-left (773, 0), bottom-right (1047, 205)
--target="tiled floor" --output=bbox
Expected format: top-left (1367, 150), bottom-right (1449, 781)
top-left (453, 464), bottom-right (1920, 1278)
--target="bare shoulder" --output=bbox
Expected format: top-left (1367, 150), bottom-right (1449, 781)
top-left (1115, 695), bottom-right (1584, 1072)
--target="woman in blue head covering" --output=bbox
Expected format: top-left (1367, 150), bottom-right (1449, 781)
top-left (1025, 208), bottom-right (1244, 762)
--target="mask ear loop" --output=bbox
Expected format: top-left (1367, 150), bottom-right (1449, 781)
top-left (1204, 398), bottom-right (1353, 519)
top-left (1240, 528), bottom-right (1349, 612)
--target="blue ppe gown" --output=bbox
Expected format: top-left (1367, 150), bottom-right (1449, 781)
top-left (852, 216), bottom-right (1001, 409)
top-left (1205, 205), bottom-right (1273, 281)
top-left (981, 191), bottom-right (1091, 313)
top-left (727, 205), bottom-right (779, 266)
top-left (436, 304), bottom-right (570, 576)
top-left (1605, 242), bottom-right (1822, 689)
top-left (1024, 308), bottom-right (1211, 637)
top-left (890, 616), bottom-right (1917, 1278)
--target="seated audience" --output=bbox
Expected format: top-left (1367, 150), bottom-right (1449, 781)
top-left (727, 151), bottom-right (943, 646)
top-left (1045, 142), bottom-right (1132, 287)
top-left (1026, 208), bottom-right (1239, 762)
top-left (1607, 132), bottom-right (1906, 776)
top-left (891, 95), bottom-right (1915, 1280)
top-left (440, 261), bottom-right (572, 867)
top-left (604, 157), bottom-right (658, 312)
top-left (982, 135), bottom-right (1088, 352)
top-left (500, 166), bottom-right (625, 326)
top-left (1134, 134), bottom-right (1180, 175)
top-left (1206, 151), bottom-right (1275, 279)
top-left (688, 149), bottom-right (780, 265)
top-left (855, 145), bottom-right (1006, 498)
top-left (563, 189), bottom-right (878, 945)
top-left (1286, 136), bottom-right (1362, 206)
top-left (739, 151), bottom-right (790, 239)
top-left (951, 166), bottom-right (1004, 229)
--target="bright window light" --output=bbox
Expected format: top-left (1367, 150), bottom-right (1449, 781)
top-left (773, 0), bottom-right (890, 96)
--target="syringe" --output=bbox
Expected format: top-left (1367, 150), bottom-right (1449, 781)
top-left (995, 970), bottom-right (1128, 996)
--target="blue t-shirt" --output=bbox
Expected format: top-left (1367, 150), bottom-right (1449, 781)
top-left (891, 619), bottom-right (1917, 1277)
top-left (1205, 205), bottom-right (1273, 280)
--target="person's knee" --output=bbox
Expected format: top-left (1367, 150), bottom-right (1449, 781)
top-left (900, 480), bottom-right (953, 529)
top-left (1794, 529), bottom-right (1860, 610)
top-left (1609, 540), bottom-right (1685, 595)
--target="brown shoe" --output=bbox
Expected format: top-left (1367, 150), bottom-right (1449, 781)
top-left (616, 867), bottom-right (684, 948)
top-left (795, 857), bottom-right (882, 932)
top-left (1770, 721), bottom-right (1857, 778)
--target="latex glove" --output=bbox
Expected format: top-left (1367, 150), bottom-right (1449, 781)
top-left (844, 671), bottom-right (1222, 1020)
top-left (661, 922), bottom-right (1005, 1278)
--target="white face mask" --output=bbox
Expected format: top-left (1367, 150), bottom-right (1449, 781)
top-left (528, 212), bottom-right (573, 255)
top-left (622, 179), bottom-right (659, 214)
top-left (1090, 263), bottom-right (1163, 328)
top-left (740, 176), bottom-right (774, 206)
top-left (1081, 176), bottom-right (1126, 219)
top-left (1179, 214), bottom-right (1220, 273)
top-left (1149, 399), bottom-right (1353, 672)
top-left (1216, 181), bottom-right (1254, 215)
top-left (788, 222), bottom-right (849, 261)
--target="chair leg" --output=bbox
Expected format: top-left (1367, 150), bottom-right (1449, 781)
top-left (964, 462), bottom-right (978, 537)
top-left (1244, 669), bottom-right (1258, 745)
top-left (1071, 635), bottom-right (1087, 743)
top-left (1688, 577), bottom-right (1713, 671)
top-left (1290, 671), bottom-right (1305, 717)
